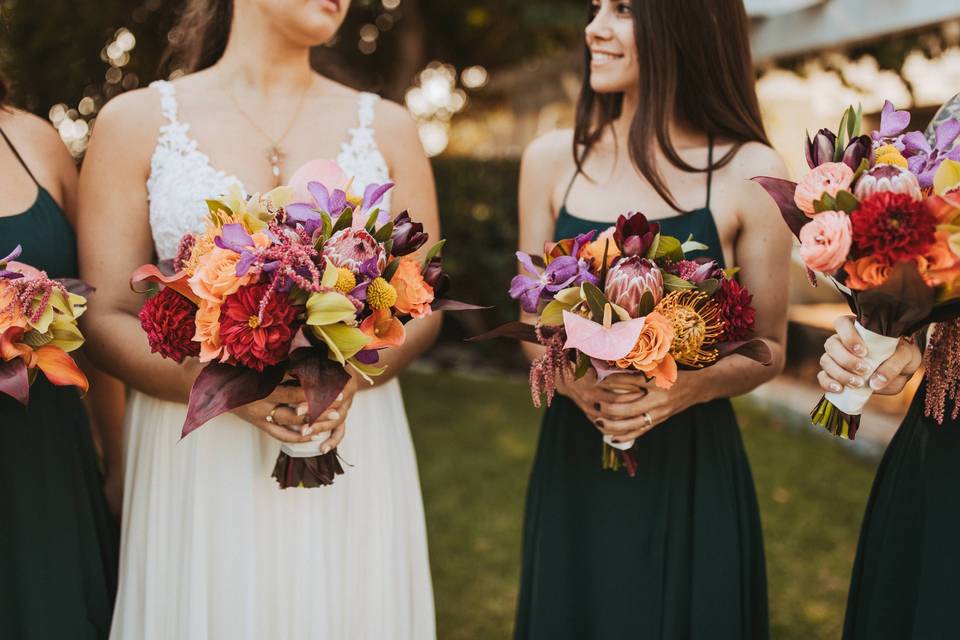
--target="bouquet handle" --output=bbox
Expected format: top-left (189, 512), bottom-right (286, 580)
top-left (811, 321), bottom-right (900, 438)
top-left (272, 435), bottom-right (344, 489)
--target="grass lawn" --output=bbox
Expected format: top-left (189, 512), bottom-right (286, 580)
top-left (400, 370), bottom-right (881, 640)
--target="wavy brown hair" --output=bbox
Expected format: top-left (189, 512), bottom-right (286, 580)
top-left (574, 0), bottom-right (769, 211)
top-left (0, 69), bottom-right (8, 107)
top-left (160, 0), bottom-right (234, 74)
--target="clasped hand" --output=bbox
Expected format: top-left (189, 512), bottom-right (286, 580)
top-left (557, 369), bottom-right (696, 442)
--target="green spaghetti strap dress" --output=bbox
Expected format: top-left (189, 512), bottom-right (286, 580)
top-left (515, 143), bottom-right (769, 639)
top-left (0, 127), bottom-right (117, 639)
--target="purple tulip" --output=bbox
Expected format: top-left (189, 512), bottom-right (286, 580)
top-left (423, 256), bottom-right (451, 298)
top-left (841, 135), bottom-right (871, 171)
top-left (805, 129), bottom-right (837, 168)
top-left (390, 211), bottom-right (428, 256)
top-left (614, 212), bottom-right (660, 257)
top-left (902, 119), bottom-right (960, 188)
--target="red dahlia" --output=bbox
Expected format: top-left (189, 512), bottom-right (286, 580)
top-left (219, 283), bottom-right (300, 371)
top-left (716, 278), bottom-right (756, 342)
top-left (138, 287), bottom-right (200, 363)
top-left (850, 192), bottom-right (936, 265)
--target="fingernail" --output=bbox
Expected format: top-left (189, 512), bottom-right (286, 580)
top-left (870, 374), bottom-right (887, 390)
top-left (853, 344), bottom-right (866, 356)
top-left (849, 376), bottom-right (864, 388)
top-left (320, 445), bottom-right (331, 455)
top-left (326, 410), bottom-right (340, 421)
top-left (337, 392), bottom-right (344, 402)
top-left (830, 382), bottom-right (842, 393)
top-left (296, 403), bottom-right (309, 417)
top-left (301, 426), bottom-right (311, 437)
top-left (855, 361), bottom-right (867, 373)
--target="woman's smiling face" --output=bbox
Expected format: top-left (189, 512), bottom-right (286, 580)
top-left (585, 0), bottom-right (639, 95)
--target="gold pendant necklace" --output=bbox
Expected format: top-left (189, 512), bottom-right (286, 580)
top-left (225, 78), bottom-right (312, 186)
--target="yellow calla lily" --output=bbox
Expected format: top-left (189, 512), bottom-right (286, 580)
top-left (48, 319), bottom-right (85, 353)
top-left (935, 159), bottom-right (960, 196)
top-left (305, 290), bottom-right (358, 327)
top-left (311, 322), bottom-right (372, 364)
top-left (348, 357), bottom-right (387, 384)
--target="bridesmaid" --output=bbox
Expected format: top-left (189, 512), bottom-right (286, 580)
top-left (816, 94), bottom-right (960, 640)
top-left (513, 1), bottom-right (791, 638)
top-left (0, 69), bottom-right (124, 638)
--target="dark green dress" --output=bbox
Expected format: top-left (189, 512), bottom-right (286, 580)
top-left (515, 158), bottom-right (769, 639)
top-left (843, 380), bottom-right (960, 639)
top-left (0, 128), bottom-right (117, 639)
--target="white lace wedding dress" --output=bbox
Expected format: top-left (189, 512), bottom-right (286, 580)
top-left (110, 80), bottom-right (436, 640)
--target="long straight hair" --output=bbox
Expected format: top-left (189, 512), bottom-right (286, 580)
top-left (0, 70), bottom-right (8, 107)
top-left (573, 0), bottom-right (769, 210)
top-left (160, 0), bottom-right (234, 74)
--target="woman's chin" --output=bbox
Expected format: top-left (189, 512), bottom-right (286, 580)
top-left (589, 78), bottom-right (632, 95)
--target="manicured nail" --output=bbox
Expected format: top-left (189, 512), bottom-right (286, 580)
top-left (326, 410), bottom-right (340, 421)
top-left (301, 426), bottom-right (311, 437)
top-left (870, 374), bottom-right (887, 390)
top-left (853, 344), bottom-right (866, 356)
top-left (296, 403), bottom-right (309, 417)
top-left (830, 382), bottom-right (842, 393)
top-left (854, 361), bottom-right (868, 373)
top-left (336, 393), bottom-right (344, 402)
top-left (320, 444), bottom-right (331, 454)
top-left (849, 376), bottom-right (864, 388)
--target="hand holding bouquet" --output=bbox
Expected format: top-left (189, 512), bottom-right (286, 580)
top-left (134, 161), bottom-right (478, 488)
top-left (755, 102), bottom-right (960, 438)
top-left (0, 245), bottom-right (89, 403)
top-left (477, 211), bottom-right (771, 475)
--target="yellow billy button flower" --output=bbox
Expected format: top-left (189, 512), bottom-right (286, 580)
top-left (334, 268), bottom-right (357, 294)
top-left (366, 277), bottom-right (398, 310)
top-left (874, 144), bottom-right (908, 169)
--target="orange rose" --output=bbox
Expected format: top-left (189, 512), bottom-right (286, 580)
top-left (844, 256), bottom-right (891, 291)
top-left (194, 300), bottom-right (226, 363)
top-left (389, 257), bottom-right (435, 319)
top-left (581, 228), bottom-right (620, 269)
top-left (614, 310), bottom-right (678, 389)
top-left (188, 247), bottom-right (253, 304)
top-left (917, 231), bottom-right (960, 287)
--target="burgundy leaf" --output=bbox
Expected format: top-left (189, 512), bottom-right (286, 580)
top-left (57, 278), bottom-right (94, 297)
top-left (288, 348), bottom-right (351, 423)
top-left (751, 176), bottom-right (809, 239)
top-left (468, 321), bottom-right (539, 343)
top-left (430, 299), bottom-right (490, 312)
top-left (0, 358), bottom-right (29, 405)
top-left (716, 339), bottom-right (773, 365)
top-left (182, 362), bottom-right (286, 438)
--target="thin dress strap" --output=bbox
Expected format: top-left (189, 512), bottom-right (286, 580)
top-left (560, 170), bottom-right (578, 211)
top-left (357, 92), bottom-right (379, 129)
top-left (150, 79), bottom-right (180, 125)
top-left (0, 126), bottom-right (39, 186)
top-left (705, 134), bottom-right (715, 210)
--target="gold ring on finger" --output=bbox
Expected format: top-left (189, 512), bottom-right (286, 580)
top-left (642, 412), bottom-right (653, 428)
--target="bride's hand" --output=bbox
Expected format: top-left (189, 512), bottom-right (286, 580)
top-left (231, 383), bottom-right (314, 444)
top-left (300, 375), bottom-right (359, 454)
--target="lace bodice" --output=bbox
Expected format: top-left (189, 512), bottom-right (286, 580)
top-left (146, 80), bottom-right (391, 261)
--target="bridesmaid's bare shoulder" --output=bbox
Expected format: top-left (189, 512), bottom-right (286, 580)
top-left (0, 107), bottom-right (77, 205)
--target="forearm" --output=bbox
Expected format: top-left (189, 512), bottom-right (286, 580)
top-left (81, 308), bottom-right (198, 403)
top-left (82, 364), bottom-right (126, 474)
top-left (363, 312), bottom-right (442, 387)
top-left (685, 339), bottom-right (786, 405)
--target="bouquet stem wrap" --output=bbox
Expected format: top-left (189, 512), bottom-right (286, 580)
top-left (601, 388), bottom-right (638, 476)
top-left (811, 321), bottom-right (899, 439)
top-left (272, 436), bottom-right (344, 489)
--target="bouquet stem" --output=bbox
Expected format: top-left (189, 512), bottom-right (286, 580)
top-left (272, 447), bottom-right (344, 489)
top-left (601, 443), bottom-right (637, 477)
top-left (810, 396), bottom-right (862, 439)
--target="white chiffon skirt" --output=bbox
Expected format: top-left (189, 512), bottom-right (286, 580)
top-left (110, 378), bottom-right (436, 640)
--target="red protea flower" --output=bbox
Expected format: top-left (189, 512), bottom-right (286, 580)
top-left (138, 287), bottom-right (200, 363)
top-left (850, 192), bottom-right (936, 265)
top-left (715, 278), bottom-right (755, 342)
top-left (219, 284), bottom-right (300, 371)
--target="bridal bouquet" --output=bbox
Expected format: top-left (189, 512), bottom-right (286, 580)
top-left (133, 161), bottom-right (476, 488)
top-left (477, 211), bottom-right (771, 475)
top-left (0, 245), bottom-right (89, 403)
top-left (755, 101), bottom-right (960, 438)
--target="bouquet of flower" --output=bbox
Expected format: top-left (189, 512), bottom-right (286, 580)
top-left (133, 161), bottom-right (478, 488)
top-left (475, 211), bottom-right (771, 475)
top-left (755, 101), bottom-right (960, 438)
top-left (0, 245), bottom-right (89, 403)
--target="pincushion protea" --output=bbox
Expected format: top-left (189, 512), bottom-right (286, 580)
top-left (655, 290), bottom-right (725, 367)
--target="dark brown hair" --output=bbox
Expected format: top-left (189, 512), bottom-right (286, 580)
top-left (574, 0), bottom-right (770, 210)
top-left (160, 0), bottom-right (234, 74)
top-left (0, 69), bottom-right (8, 107)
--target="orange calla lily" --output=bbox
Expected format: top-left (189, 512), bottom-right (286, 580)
top-left (0, 327), bottom-right (31, 363)
top-left (359, 308), bottom-right (406, 349)
top-left (34, 345), bottom-right (88, 393)
top-left (131, 264), bottom-right (200, 305)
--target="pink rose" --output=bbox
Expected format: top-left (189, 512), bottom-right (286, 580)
top-left (794, 162), bottom-right (854, 215)
top-left (799, 211), bottom-right (852, 275)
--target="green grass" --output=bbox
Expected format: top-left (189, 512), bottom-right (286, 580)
top-left (400, 371), bottom-right (880, 640)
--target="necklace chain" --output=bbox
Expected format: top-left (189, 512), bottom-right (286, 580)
top-left (224, 79), bottom-right (312, 185)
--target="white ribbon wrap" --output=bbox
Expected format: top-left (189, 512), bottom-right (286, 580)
top-left (280, 432), bottom-right (331, 459)
top-left (823, 321), bottom-right (900, 415)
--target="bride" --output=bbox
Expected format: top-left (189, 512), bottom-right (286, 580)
top-left (76, 0), bottom-right (439, 637)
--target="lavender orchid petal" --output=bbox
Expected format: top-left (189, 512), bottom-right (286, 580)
top-left (0, 245), bottom-right (22, 265)
top-left (329, 190), bottom-right (348, 216)
top-left (215, 223), bottom-right (254, 253)
top-left (307, 181), bottom-right (330, 212)
top-left (569, 230), bottom-right (598, 257)
top-left (235, 251), bottom-right (258, 277)
top-left (878, 100), bottom-right (911, 138)
top-left (903, 131), bottom-right (932, 156)
top-left (361, 182), bottom-right (395, 212)
top-left (285, 203), bottom-right (321, 225)
top-left (936, 119), bottom-right (960, 152)
top-left (515, 251), bottom-right (541, 277)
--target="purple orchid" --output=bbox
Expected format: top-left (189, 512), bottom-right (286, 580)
top-left (215, 224), bottom-right (262, 277)
top-left (285, 181), bottom-right (351, 234)
top-left (0, 245), bottom-right (23, 280)
top-left (871, 100), bottom-right (911, 146)
top-left (902, 119), bottom-right (960, 188)
top-left (510, 251), bottom-right (597, 314)
top-left (352, 182), bottom-right (394, 229)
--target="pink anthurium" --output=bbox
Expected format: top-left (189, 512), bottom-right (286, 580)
top-left (288, 160), bottom-right (350, 204)
top-left (561, 308), bottom-right (645, 362)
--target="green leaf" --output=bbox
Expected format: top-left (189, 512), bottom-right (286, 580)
top-left (834, 190), bottom-right (859, 213)
top-left (383, 258), bottom-right (400, 282)
top-left (320, 212), bottom-right (333, 243)
top-left (681, 238), bottom-right (709, 254)
top-left (654, 235), bottom-right (684, 262)
top-left (598, 239), bottom-right (611, 290)
top-left (853, 104), bottom-right (863, 138)
top-left (697, 278), bottom-right (720, 296)
top-left (645, 233), bottom-right (662, 259)
top-left (424, 239), bottom-right (447, 263)
top-left (813, 193), bottom-right (837, 213)
top-left (574, 352), bottom-right (591, 380)
top-left (365, 208), bottom-right (380, 233)
top-left (305, 291), bottom-right (357, 326)
top-left (662, 273), bottom-right (695, 292)
top-left (835, 108), bottom-right (851, 161)
top-left (312, 323), bottom-right (372, 365)
top-left (723, 267), bottom-right (741, 279)
top-left (332, 208), bottom-right (353, 234)
top-left (382, 239), bottom-right (395, 258)
top-left (581, 282), bottom-right (610, 320)
top-left (852, 157), bottom-right (870, 184)
top-left (373, 221), bottom-right (394, 243)
top-left (636, 291), bottom-right (655, 317)
top-left (540, 300), bottom-right (570, 326)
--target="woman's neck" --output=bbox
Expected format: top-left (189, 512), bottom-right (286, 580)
top-left (215, 7), bottom-right (313, 96)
